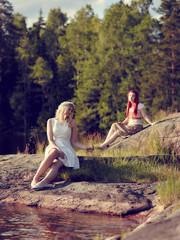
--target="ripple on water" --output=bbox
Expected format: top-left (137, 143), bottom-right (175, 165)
top-left (0, 204), bottom-right (140, 239)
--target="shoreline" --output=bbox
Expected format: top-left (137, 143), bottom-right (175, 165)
top-left (1, 154), bottom-right (180, 240)
top-left (0, 154), bottom-right (158, 217)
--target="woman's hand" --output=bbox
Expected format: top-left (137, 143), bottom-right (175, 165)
top-left (58, 150), bottom-right (65, 159)
top-left (86, 147), bottom-right (94, 152)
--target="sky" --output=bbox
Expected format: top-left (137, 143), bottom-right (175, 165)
top-left (11, 0), bottom-right (162, 27)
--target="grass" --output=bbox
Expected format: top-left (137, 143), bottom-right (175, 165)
top-left (157, 173), bottom-right (180, 208)
top-left (58, 154), bottom-right (179, 183)
top-left (62, 110), bottom-right (180, 207)
top-left (18, 110), bottom-right (180, 207)
top-left (76, 130), bottom-right (171, 158)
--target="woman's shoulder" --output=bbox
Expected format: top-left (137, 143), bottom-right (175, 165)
top-left (47, 118), bottom-right (55, 122)
top-left (47, 118), bottom-right (56, 126)
top-left (138, 103), bottom-right (145, 109)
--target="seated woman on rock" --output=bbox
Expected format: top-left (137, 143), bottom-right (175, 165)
top-left (98, 90), bottom-right (155, 150)
top-left (31, 101), bottom-right (94, 190)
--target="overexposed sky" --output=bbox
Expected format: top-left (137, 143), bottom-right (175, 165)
top-left (11, 0), bottom-right (162, 27)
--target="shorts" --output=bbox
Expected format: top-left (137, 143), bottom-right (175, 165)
top-left (113, 123), bottom-right (143, 136)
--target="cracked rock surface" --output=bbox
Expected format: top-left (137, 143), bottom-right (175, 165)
top-left (0, 154), bottom-right (158, 216)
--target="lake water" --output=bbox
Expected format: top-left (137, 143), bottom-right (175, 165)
top-left (0, 204), bottom-right (141, 240)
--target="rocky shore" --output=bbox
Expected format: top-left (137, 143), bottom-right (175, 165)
top-left (0, 154), bottom-right (158, 216)
top-left (0, 154), bottom-right (180, 240)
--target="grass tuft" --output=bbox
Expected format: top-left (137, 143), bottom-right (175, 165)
top-left (157, 172), bottom-right (180, 207)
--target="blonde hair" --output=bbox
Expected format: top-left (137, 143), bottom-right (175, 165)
top-left (55, 102), bottom-right (75, 125)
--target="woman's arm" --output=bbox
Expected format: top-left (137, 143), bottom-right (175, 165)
top-left (70, 120), bottom-right (94, 152)
top-left (47, 119), bottom-right (64, 158)
top-left (140, 108), bottom-right (155, 125)
top-left (122, 118), bottom-right (129, 125)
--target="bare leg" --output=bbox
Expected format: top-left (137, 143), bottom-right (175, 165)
top-left (104, 122), bottom-right (125, 141)
top-left (98, 122), bottom-right (126, 149)
top-left (98, 131), bottom-right (120, 149)
top-left (35, 159), bottom-right (64, 187)
top-left (31, 149), bottom-right (60, 186)
top-left (104, 125), bottom-right (115, 141)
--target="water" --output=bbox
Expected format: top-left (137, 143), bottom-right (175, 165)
top-left (0, 204), bottom-right (140, 240)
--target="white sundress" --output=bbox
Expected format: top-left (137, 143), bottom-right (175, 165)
top-left (45, 118), bottom-right (80, 169)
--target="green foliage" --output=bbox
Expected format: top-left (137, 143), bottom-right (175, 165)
top-left (0, 0), bottom-right (19, 133)
top-left (0, 0), bottom-right (180, 151)
top-left (144, 0), bottom-right (180, 111)
top-left (30, 57), bottom-right (53, 86)
top-left (65, 5), bottom-right (102, 134)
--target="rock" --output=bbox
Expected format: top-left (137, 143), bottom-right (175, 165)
top-left (109, 116), bottom-right (180, 156)
top-left (123, 204), bottom-right (180, 240)
top-left (0, 154), bottom-right (158, 216)
top-left (1, 154), bottom-right (180, 240)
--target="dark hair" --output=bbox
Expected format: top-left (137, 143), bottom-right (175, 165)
top-left (126, 90), bottom-right (139, 118)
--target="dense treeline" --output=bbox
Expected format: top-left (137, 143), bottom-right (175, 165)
top-left (0, 0), bottom-right (180, 143)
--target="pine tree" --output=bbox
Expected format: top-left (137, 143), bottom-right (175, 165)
top-left (157, 0), bottom-right (180, 110)
top-left (0, 0), bottom-right (18, 132)
top-left (144, 0), bottom-right (180, 112)
top-left (65, 5), bottom-right (101, 134)
top-left (96, 0), bottom-right (156, 130)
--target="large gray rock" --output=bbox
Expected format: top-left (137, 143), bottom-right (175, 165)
top-left (123, 204), bottom-right (180, 240)
top-left (109, 116), bottom-right (180, 156)
top-left (0, 154), bottom-right (157, 216)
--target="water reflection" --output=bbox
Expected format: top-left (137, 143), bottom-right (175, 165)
top-left (0, 204), bottom-right (139, 239)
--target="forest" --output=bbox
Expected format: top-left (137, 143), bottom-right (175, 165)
top-left (0, 0), bottom-right (180, 148)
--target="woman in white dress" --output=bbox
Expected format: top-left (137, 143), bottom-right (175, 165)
top-left (31, 101), bottom-right (94, 189)
top-left (98, 90), bottom-right (155, 149)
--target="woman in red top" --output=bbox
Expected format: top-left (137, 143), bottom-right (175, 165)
top-left (98, 90), bottom-right (155, 150)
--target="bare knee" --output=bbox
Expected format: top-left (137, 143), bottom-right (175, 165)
top-left (114, 131), bottom-right (120, 137)
top-left (111, 123), bottom-right (117, 131)
top-left (51, 159), bottom-right (63, 169)
top-left (48, 149), bottom-right (60, 158)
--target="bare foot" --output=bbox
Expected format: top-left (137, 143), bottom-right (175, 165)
top-left (97, 144), bottom-right (109, 150)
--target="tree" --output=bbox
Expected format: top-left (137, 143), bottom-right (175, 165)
top-left (0, 0), bottom-right (18, 132)
top-left (11, 17), bottom-right (41, 136)
top-left (95, 0), bottom-right (156, 130)
top-left (66, 5), bottom-right (102, 134)
top-left (28, 9), bottom-right (46, 60)
top-left (157, 0), bottom-right (180, 110)
top-left (30, 57), bottom-right (53, 126)
top-left (43, 8), bottom-right (67, 62)
top-left (140, 0), bottom-right (180, 113)
top-left (56, 35), bottom-right (75, 105)
top-left (13, 12), bottom-right (27, 38)
top-left (42, 8), bottom-right (70, 109)
top-left (66, 5), bottom-right (95, 84)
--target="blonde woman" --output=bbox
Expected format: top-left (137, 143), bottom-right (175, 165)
top-left (31, 101), bottom-right (94, 189)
